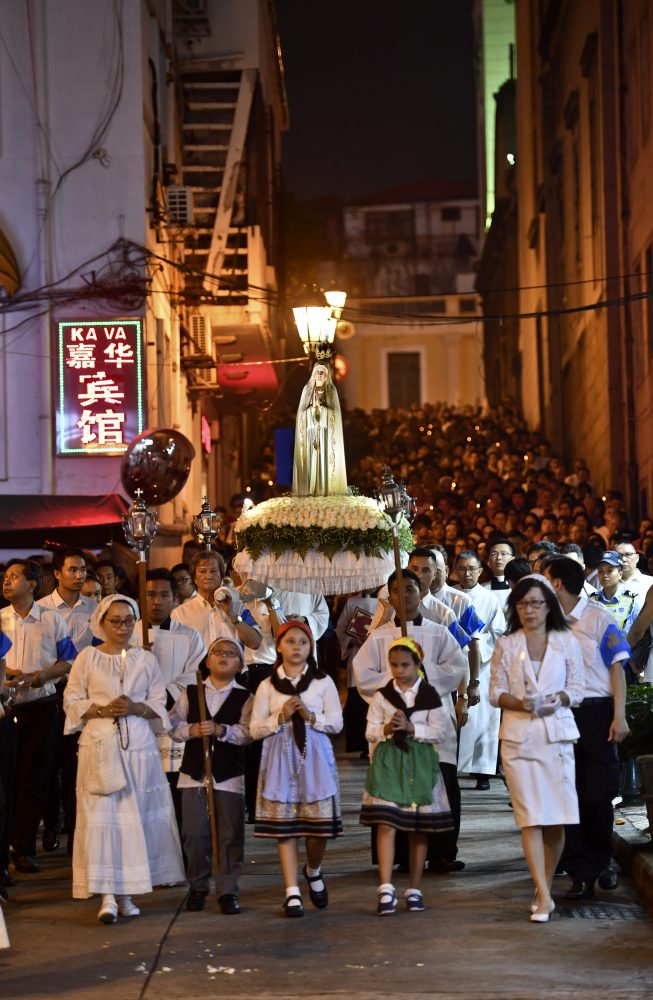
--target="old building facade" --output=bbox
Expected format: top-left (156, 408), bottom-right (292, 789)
top-left (0, 0), bottom-right (286, 551)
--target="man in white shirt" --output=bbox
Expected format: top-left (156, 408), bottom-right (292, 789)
top-left (1, 560), bottom-right (76, 875)
top-left (354, 569), bottom-right (467, 872)
top-left (134, 568), bottom-right (205, 829)
top-left (454, 550), bottom-right (506, 790)
top-left (37, 547), bottom-right (96, 853)
top-left (171, 551), bottom-right (262, 651)
top-left (614, 540), bottom-right (653, 599)
top-left (545, 556), bottom-right (630, 898)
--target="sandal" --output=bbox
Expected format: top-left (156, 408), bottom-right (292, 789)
top-left (283, 894), bottom-right (304, 918)
top-left (377, 885), bottom-right (397, 916)
top-left (302, 864), bottom-right (328, 909)
top-left (405, 890), bottom-right (425, 912)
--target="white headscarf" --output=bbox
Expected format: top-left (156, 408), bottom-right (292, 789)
top-left (522, 572), bottom-right (556, 594)
top-left (91, 594), bottom-right (140, 642)
top-left (206, 635), bottom-right (245, 666)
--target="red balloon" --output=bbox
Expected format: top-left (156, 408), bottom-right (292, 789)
top-left (120, 428), bottom-right (195, 505)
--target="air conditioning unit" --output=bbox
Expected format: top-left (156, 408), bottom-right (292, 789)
top-left (180, 312), bottom-right (217, 389)
top-left (166, 186), bottom-right (194, 226)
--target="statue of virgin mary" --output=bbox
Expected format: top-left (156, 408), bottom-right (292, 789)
top-left (292, 363), bottom-right (348, 496)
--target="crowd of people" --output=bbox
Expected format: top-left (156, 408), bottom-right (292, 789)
top-left (1, 401), bottom-right (653, 944)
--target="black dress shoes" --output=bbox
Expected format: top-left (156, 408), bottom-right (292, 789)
top-left (11, 854), bottom-right (42, 874)
top-left (0, 868), bottom-right (16, 887)
top-left (42, 831), bottom-right (60, 852)
top-left (475, 778), bottom-right (491, 790)
top-left (598, 866), bottom-right (619, 890)
top-left (565, 879), bottom-right (595, 900)
top-left (218, 894), bottom-right (241, 915)
top-left (186, 889), bottom-right (208, 911)
top-left (302, 864), bottom-right (328, 908)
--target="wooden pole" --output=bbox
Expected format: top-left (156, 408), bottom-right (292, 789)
top-left (195, 668), bottom-right (220, 877)
top-left (391, 522), bottom-right (408, 637)
top-left (137, 553), bottom-right (151, 650)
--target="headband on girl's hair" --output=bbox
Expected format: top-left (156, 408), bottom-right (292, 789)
top-left (388, 636), bottom-right (425, 663)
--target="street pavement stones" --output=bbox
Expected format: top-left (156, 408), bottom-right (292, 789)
top-left (1, 755), bottom-right (652, 1000)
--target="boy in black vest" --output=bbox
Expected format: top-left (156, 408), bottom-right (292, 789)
top-left (171, 636), bottom-right (252, 914)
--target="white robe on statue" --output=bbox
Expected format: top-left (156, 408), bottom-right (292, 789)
top-left (64, 646), bottom-right (185, 898)
top-left (457, 583), bottom-right (506, 776)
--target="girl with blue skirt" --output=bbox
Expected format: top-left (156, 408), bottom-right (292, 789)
top-left (250, 620), bottom-right (343, 917)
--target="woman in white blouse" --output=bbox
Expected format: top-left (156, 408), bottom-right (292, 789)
top-left (489, 575), bottom-right (584, 922)
top-left (250, 620), bottom-right (343, 917)
top-left (64, 595), bottom-right (184, 924)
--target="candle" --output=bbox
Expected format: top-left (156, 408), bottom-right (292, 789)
top-left (120, 648), bottom-right (126, 695)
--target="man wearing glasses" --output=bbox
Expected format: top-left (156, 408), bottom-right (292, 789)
top-left (614, 539), bottom-right (653, 600)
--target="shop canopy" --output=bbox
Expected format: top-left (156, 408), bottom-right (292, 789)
top-left (0, 493), bottom-right (130, 549)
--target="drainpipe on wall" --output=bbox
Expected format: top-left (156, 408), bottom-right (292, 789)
top-left (616, 0), bottom-right (639, 520)
top-left (36, 0), bottom-right (55, 495)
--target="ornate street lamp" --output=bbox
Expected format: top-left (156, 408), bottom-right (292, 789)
top-left (122, 488), bottom-right (158, 649)
top-left (192, 495), bottom-right (221, 551)
top-left (292, 284), bottom-right (347, 359)
top-left (378, 465), bottom-right (409, 637)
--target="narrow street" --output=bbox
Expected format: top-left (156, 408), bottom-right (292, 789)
top-left (2, 752), bottom-right (652, 1000)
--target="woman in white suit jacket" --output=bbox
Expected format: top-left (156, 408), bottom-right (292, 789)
top-left (489, 575), bottom-right (585, 922)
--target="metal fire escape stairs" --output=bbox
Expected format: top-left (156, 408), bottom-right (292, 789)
top-left (174, 63), bottom-right (257, 397)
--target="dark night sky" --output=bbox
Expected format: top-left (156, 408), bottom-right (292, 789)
top-left (276, 0), bottom-right (478, 203)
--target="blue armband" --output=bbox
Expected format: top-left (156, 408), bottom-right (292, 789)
top-left (599, 623), bottom-right (631, 668)
top-left (448, 620), bottom-right (472, 649)
top-left (460, 605), bottom-right (485, 636)
top-left (0, 631), bottom-right (11, 658)
top-left (56, 636), bottom-right (77, 661)
top-left (241, 608), bottom-right (258, 629)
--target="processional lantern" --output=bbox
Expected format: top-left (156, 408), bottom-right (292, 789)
top-left (192, 495), bottom-right (221, 551)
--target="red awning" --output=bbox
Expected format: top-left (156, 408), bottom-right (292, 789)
top-left (0, 493), bottom-right (130, 549)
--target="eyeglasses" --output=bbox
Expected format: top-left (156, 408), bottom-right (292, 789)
top-left (105, 617), bottom-right (136, 627)
top-left (516, 600), bottom-right (547, 610)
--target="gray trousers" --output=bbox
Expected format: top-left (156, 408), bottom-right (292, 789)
top-left (181, 786), bottom-right (244, 897)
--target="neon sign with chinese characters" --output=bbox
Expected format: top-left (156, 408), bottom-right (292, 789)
top-left (56, 319), bottom-right (145, 455)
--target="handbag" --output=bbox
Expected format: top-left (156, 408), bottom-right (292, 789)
top-left (85, 727), bottom-right (127, 795)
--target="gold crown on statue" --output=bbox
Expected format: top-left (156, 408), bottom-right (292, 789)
top-left (314, 344), bottom-right (334, 362)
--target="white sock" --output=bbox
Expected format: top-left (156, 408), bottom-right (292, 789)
top-left (101, 894), bottom-right (116, 907)
top-left (378, 882), bottom-right (394, 897)
top-left (405, 887), bottom-right (422, 897)
top-left (285, 885), bottom-right (302, 906)
top-left (306, 865), bottom-right (324, 892)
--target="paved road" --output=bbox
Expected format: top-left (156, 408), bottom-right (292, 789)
top-left (2, 755), bottom-right (652, 1000)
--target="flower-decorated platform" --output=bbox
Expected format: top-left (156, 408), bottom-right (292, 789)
top-left (232, 495), bottom-right (413, 596)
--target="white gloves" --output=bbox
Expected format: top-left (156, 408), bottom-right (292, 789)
top-left (523, 692), bottom-right (561, 717)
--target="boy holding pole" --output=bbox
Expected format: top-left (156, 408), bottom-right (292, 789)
top-left (171, 636), bottom-right (252, 914)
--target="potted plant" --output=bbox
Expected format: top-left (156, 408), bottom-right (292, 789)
top-left (620, 684), bottom-right (653, 826)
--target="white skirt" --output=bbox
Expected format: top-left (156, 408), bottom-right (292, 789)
top-left (501, 718), bottom-right (579, 829)
top-left (73, 745), bottom-right (185, 898)
top-left (0, 904), bottom-right (8, 949)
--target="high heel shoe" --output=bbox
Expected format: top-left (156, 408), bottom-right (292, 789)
top-left (529, 899), bottom-right (555, 923)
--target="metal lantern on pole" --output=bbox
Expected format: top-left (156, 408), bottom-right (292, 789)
top-left (122, 488), bottom-right (158, 649)
top-left (192, 495), bottom-right (221, 551)
top-left (292, 284), bottom-right (347, 360)
top-left (378, 465), bottom-right (409, 637)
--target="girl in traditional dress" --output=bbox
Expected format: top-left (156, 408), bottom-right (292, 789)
top-left (64, 595), bottom-right (184, 924)
top-left (360, 637), bottom-right (453, 915)
top-left (250, 620), bottom-right (343, 917)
